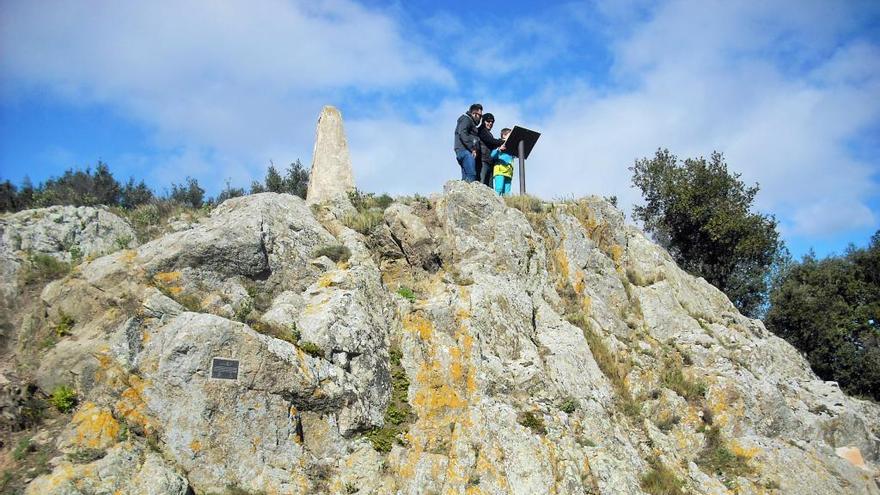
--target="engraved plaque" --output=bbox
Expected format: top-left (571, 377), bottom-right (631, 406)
top-left (211, 358), bottom-right (239, 380)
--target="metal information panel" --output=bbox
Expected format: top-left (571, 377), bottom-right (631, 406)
top-left (503, 125), bottom-right (541, 195)
top-left (211, 357), bottom-right (239, 380)
top-left (505, 125), bottom-right (541, 160)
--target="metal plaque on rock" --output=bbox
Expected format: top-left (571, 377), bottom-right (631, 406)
top-left (211, 357), bottom-right (239, 380)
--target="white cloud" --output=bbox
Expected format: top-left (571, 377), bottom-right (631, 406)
top-left (1, 0), bottom-right (877, 247)
top-left (524, 0), bottom-right (880, 241)
top-left (0, 0), bottom-right (452, 189)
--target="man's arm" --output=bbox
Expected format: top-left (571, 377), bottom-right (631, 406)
top-left (455, 115), bottom-right (478, 151)
top-left (478, 126), bottom-right (504, 149)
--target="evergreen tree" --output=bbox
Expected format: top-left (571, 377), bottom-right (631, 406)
top-left (766, 233), bottom-right (880, 400)
top-left (630, 149), bottom-right (783, 317)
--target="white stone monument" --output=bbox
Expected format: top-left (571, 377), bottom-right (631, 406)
top-left (306, 105), bottom-right (356, 205)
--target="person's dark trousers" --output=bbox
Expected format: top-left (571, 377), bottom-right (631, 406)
top-left (456, 149), bottom-right (477, 182)
top-left (480, 160), bottom-right (494, 186)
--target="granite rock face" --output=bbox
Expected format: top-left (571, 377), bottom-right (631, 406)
top-left (306, 105), bottom-right (356, 205)
top-left (3, 184), bottom-right (878, 494)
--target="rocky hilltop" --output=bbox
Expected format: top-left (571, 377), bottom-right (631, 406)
top-left (0, 183), bottom-right (878, 495)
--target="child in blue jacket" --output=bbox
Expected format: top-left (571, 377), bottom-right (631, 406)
top-left (490, 128), bottom-right (514, 196)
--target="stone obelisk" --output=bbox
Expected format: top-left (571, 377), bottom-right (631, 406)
top-left (306, 105), bottom-right (356, 205)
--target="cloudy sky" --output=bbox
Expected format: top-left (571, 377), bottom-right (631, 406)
top-left (1, 0), bottom-right (878, 258)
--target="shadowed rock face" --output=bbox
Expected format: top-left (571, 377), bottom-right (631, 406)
top-left (306, 105), bottom-right (356, 205)
top-left (3, 184), bottom-right (879, 495)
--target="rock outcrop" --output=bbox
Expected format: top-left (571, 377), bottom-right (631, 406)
top-left (306, 105), bottom-right (356, 205)
top-left (1, 184), bottom-right (878, 494)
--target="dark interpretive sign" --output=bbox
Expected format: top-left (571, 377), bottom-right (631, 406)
top-left (211, 357), bottom-right (239, 380)
top-left (505, 125), bottom-right (541, 160)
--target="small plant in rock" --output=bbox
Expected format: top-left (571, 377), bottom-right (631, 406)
top-left (23, 252), bottom-right (70, 284)
top-left (518, 410), bottom-right (546, 435)
top-left (660, 361), bottom-right (706, 402)
top-left (697, 426), bottom-right (753, 479)
top-left (343, 210), bottom-right (384, 235)
top-left (313, 244), bottom-right (352, 263)
top-left (54, 312), bottom-right (75, 337)
top-left (560, 396), bottom-right (579, 414)
top-left (67, 448), bottom-right (106, 464)
top-left (68, 245), bottom-right (83, 263)
top-left (397, 286), bottom-right (416, 302)
top-left (504, 195), bottom-right (543, 213)
top-left (49, 385), bottom-right (78, 413)
top-left (114, 234), bottom-right (132, 250)
top-left (640, 459), bottom-right (685, 495)
top-left (13, 437), bottom-right (34, 460)
top-left (298, 341), bottom-right (324, 358)
top-left (655, 410), bottom-right (681, 432)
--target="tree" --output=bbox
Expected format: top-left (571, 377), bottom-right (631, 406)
top-left (283, 159), bottom-right (309, 199)
top-left (120, 178), bottom-right (154, 208)
top-left (264, 165), bottom-right (285, 193)
top-left (766, 233), bottom-right (880, 400)
top-left (0, 180), bottom-right (17, 211)
top-left (215, 178), bottom-right (246, 204)
top-left (630, 149), bottom-right (783, 317)
top-left (169, 177), bottom-right (205, 208)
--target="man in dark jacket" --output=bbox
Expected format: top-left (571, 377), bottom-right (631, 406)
top-left (454, 104), bottom-right (483, 182)
top-left (477, 113), bottom-right (505, 187)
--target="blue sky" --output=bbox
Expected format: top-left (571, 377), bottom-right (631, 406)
top-left (1, 0), bottom-right (879, 259)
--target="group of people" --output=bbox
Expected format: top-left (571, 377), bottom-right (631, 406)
top-left (453, 103), bottom-right (515, 196)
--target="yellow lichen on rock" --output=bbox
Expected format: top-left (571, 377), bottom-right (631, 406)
top-left (114, 375), bottom-right (157, 434)
top-left (153, 271), bottom-right (181, 285)
top-left (404, 313), bottom-right (434, 341)
top-left (67, 402), bottom-right (121, 449)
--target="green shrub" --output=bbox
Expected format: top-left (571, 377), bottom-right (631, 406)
top-left (655, 411), bottom-right (681, 432)
top-left (68, 245), bottom-right (83, 263)
top-left (13, 437), bottom-right (34, 461)
top-left (67, 448), bottom-right (106, 464)
top-left (366, 346), bottom-right (414, 453)
top-left (343, 210), bottom-right (384, 235)
top-left (696, 426), bottom-right (753, 479)
top-left (49, 385), bottom-right (78, 413)
top-left (348, 189), bottom-right (393, 212)
top-left (298, 341), bottom-right (324, 358)
top-left (396, 286), bottom-right (416, 302)
top-left (640, 460), bottom-right (685, 495)
top-left (23, 253), bottom-right (70, 284)
top-left (114, 234), bottom-right (132, 250)
top-left (660, 362), bottom-right (706, 402)
top-left (313, 244), bottom-right (351, 263)
top-left (560, 396), bottom-right (579, 414)
top-left (569, 313), bottom-right (640, 418)
top-left (504, 195), bottom-right (543, 213)
top-left (54, 312), bottom-right (75, 337)
top-left (518, 410), bottom-right (546, 435)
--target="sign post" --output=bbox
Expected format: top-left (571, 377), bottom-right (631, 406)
top-left (504, 126), bottom-right (541, 195)
top-left (518, 140), bottom-right (526, 195)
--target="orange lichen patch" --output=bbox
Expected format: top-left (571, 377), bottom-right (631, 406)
top-left (152, 271), bottom-right (181, 285)
top-left (120, 249), bottom-right (137, 264)
top-left (114, 375), bottom-right (157, 434)
top-left (553, 249), bottom-right (571, 280)
top-left (69, 402), bottom-right (121, 449)
top-left (190, 440), bottom-right (202, 453)
top-left (317, 273), bottom-right (335, 288)
top-left (609, 245), bottom-right (624, 267)
top-left (404, 313), bottom-right (434, 341)
top-left (706, 385), bottom-right (744, 427)
top-left (582, 295), bottom-right (592, 316)
top-left (731, 440), bottom-right (761, 460)
top-left (168, 286), bottom-right (183, 295)
top-left (573, 271), bottom-right (586, 296)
